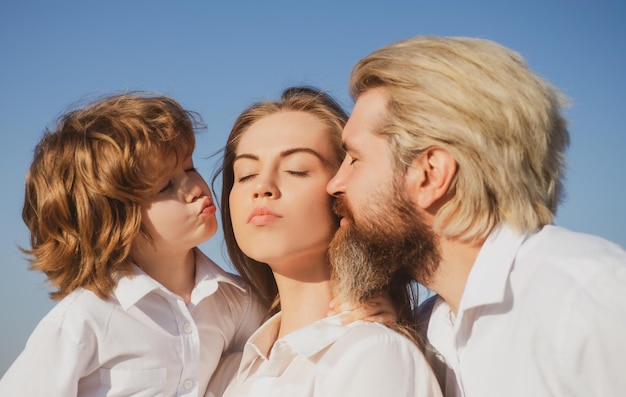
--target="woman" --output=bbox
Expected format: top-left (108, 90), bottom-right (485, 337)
top-left (212, 86), bottom-right (442, 396)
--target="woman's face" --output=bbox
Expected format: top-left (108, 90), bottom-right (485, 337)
top-left (229, 111), bottom-right (341, 275)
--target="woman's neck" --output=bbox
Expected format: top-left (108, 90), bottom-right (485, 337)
top-left (272, 257), bottom-right (333, 340)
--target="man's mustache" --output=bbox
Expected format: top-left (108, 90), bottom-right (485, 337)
top-left (332, 196), bottom-right (354, 222)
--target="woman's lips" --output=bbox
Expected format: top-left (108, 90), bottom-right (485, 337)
top-left (247, 207), bottom-right (282, 226)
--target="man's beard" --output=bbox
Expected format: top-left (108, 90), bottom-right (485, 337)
top-left (328, 178), bottom-right (439, 305)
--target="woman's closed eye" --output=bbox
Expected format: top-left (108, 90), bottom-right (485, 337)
top-left (236, 174), bottom-right (257, 183)
top-left (286, 170), bottom-right (309, 178)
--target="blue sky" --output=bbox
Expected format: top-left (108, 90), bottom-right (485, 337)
top-left (1, 0), bottom-right (624, 375)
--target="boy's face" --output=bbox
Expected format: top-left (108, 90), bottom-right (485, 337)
top-left (139, 156), bottom-right (217, 256)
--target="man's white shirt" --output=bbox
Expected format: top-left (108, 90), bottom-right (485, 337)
top-left (425, 224), bottom-right (626, 397)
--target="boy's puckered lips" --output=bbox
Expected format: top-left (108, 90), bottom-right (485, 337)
top-left (200, 197), bottom-right (216, 215)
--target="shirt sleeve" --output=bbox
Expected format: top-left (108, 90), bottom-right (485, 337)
top-left (0, 314), bottom-right (93, 396)
top-left (558, 262), bottom-right (626, 396)
top-left (204, 351), bottom-right (243, 397)
top-left (229, 287), bottom-right (266, 354)
top-left (319, 325), bottom-right (443, 397)
top-left (205, 284), bottom-right (265, 396)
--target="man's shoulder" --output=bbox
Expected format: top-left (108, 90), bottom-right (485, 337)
top-left (520, 225), bottom-right (626, 283)
top-left (532, 225), bottom-right (624, 259)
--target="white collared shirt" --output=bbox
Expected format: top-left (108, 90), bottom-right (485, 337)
top-left (219, 312), bottom-right (443, 397)
top-left (0, 248), bottom-right (264, 397)
top-left (425, 224), bottom-right (626, 397)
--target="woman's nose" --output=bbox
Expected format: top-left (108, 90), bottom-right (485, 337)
top-left (252, 175), bottom-right (280, 199)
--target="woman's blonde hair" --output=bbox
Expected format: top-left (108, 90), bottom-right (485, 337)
top-left (351, 36), bottom-right (570, 242)
top-left (22, 93), bottom-right (201, 299)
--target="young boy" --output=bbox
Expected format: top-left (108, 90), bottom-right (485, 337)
top-left (0, 93), bottom-right (264, 396)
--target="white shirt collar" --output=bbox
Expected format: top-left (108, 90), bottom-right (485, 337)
top-left (457, 223), bottom-right (528, 313)
top-left (114, 247), bottom-right (243, 310)
top-left (239, 312), bottom-right (356, 377)
top-left (281, 313), bottom-right (353, 357)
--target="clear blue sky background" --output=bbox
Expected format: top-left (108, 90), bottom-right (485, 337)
top-left (1, 0), bottom-right (624, 376)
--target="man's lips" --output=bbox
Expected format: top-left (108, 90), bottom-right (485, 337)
top-left (247, 206), bottom-right (282, 226)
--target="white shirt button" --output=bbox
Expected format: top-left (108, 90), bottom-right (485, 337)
top-left (183, 378), bottom-right (194, 389)
top-left (182, 322), bottom-right (193, 334)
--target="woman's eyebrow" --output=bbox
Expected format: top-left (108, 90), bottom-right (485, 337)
top-left (233, 153), bottom-right (258, 162)
top-left (282, 147), bottom-right (338, 168)
top-left (281, 147), bottom-right (322, 160)
top-left (234, 147), bottom-right (328, 164)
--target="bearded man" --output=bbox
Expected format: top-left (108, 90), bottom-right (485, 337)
top-left (328, 36), bottom-right (626, 397)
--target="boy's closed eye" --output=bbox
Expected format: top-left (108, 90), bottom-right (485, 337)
top-left (158, 181), bottom-right (173, 194)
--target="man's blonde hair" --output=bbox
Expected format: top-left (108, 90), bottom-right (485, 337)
top-left (351, 36), bottom-right (570, 242)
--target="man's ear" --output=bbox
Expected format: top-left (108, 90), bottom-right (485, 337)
top-left (405, 147), bottom-right (457, 210)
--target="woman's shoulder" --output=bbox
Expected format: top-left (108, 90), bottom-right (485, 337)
top-left (328, 321), bottom-right (425, 361)
top-left (316, 321), bottom-right (442, 396)
top-left (343, 321), bottom-right (417, 344)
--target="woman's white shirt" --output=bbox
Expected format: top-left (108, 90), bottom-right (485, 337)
top-left (219, 312), bottom-right (442, 397)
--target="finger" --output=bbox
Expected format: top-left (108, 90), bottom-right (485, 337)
top-left (328, 298), bottom-right (337, 310)
top-left (339, 307), bottom-right (369, 325)
top-left (364, 313), bottom-right (395, 324)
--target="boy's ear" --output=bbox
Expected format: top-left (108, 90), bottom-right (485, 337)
top-left (405, 147), bottom-right (457, 209)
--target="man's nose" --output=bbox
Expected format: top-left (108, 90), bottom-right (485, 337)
top-left (327, 161), bottom-right (347, 197)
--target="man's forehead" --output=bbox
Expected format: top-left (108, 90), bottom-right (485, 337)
top-left (342, 89), bottom-right (388, 145)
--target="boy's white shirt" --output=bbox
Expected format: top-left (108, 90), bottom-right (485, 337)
top-left (0, 248), bottom-right (264, 397)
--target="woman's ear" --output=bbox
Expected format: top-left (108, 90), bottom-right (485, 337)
top-left (405, 147), bottom-right (457, 209)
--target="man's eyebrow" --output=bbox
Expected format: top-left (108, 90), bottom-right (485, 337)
top-left (341, 140), bottom-right (359, 156)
